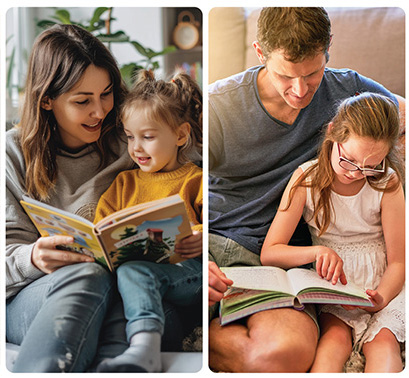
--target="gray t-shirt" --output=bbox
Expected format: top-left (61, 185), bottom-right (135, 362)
top-left (209, 66), bottom-right (396, 255)
top-left (6, 127), bottom-right (135, 298)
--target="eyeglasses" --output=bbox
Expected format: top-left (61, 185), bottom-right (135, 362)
top-left (336, 143), bottom-right (385, 177)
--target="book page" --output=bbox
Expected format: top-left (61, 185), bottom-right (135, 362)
top-left (95, 196), bottom-right (191, 268)
top-left (20, 199), bottom-right (106, 266)
top-left (22, 195), bottom-right (93, 226)
top-left (220, 266), bottom-right (294, 294)
top-left (287, 268), bottom-right (368, 298)
top-left (95, 194), bottom-right (183, 230)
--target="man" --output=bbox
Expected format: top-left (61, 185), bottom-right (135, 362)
top-left (208, 7), bottom-right (404, 372)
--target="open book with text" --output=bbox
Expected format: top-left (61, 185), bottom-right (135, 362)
top-left (21, 194), bottom-right (192, 271)
top-left (219, 266), bottom-right (373, 326)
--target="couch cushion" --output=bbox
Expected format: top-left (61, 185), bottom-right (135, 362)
top-left (209, 7), bottom-right (247, 83)
top-left (245, 9), bottom-right (261, 70)
top-left (326, 7), bottom-right (405, 97)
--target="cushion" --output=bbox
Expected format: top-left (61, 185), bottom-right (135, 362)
top-left (209, 7), bottom-right (247, 83)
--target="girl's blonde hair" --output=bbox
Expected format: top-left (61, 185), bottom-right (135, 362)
top-left (288, 92), bottom-right (404, 236)
top-left (18, 24), bottom-right (127, 201)
top-left (121, 69), bottom-right (202, 164)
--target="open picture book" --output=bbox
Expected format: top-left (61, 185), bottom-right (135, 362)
top-left (219, 266), bottom-right (373, 326)
top-left (21, 194), bottom-right (192, 271)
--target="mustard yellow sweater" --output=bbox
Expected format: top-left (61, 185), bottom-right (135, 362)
top-left (94, 162), bottom-right (202, 232)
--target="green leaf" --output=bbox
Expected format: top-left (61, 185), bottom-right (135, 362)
top-left (149, 45), bottom-right (177, 58)
top-left (87, 20), bottom-right (106, 32)
top-left (162, 45), bottom-right (177, 54)
top-left (37, 20), bottom-right (58, 29)
top-left (129, 40), bottom-right (150, 56)
top-left (97, 31), bottom-right (129, 43)
top-left (130, 41), bottom-right (176, 59)
top-left (90, 7), bottom-right (110, 25)
top-left (88, 7), bottom-right (110, 31)
top-left (120, 63), bottom-right (142, 88)
top-left (150, 61), bottom-right (160, 70)
top-left (54, 9), bottom-right (72, 24)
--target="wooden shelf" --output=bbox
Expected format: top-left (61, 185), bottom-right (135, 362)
top-left (162, 7), bottom-right (202, 86)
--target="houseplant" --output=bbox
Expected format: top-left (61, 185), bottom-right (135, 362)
top-left (36, 7), bottom-right (176, 88)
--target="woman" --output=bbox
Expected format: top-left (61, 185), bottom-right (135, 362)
top-left (6, 24), bottom-right (134, 372)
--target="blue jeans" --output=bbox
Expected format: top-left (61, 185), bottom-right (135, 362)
top-left (117, 258), bottom-right (202, 341)
top-left (6, 263), bottom-right (114, 372)
top-left (91, 290), bottom-right (199, 368)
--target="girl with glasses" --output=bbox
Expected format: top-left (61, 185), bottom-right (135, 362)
top-left (260, 92), bottom-right (405, 372)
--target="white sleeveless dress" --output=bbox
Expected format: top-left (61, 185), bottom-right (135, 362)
top-left (300, 160), bottom-right (405, 349)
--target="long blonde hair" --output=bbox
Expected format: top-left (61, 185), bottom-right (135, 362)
top-left (19, 24), bottom-right (127, 200)
top-left (288, 92), bottom-right (404, 236)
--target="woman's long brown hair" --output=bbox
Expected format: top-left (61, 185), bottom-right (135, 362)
top-left (19, 24), bottom-right (128, 200)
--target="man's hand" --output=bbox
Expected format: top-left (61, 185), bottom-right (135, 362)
top-left (32, 235), bottom-right (94, 274)
top-left (209, 261), bottom-right (233, 306)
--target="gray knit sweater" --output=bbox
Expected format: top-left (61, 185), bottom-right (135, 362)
top-left (6, 127), bottom-right (135, 298)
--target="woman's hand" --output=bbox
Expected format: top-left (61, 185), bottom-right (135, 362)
top-left (32, 235), bottom-right (94, 274)
top-left (174, 230), bottom-right (202, 259)
top-left (209, 261), bottom-right (233, 306)
top-left (315, 246), bottom-right (347, 285)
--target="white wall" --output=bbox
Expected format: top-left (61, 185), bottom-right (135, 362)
top-left (110, 7), bottom-right (163, 68)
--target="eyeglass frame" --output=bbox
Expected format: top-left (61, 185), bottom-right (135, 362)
top-left (336, 142), bottom-right (386, 176)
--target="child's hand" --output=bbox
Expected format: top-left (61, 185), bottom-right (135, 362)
top-left (363, 289), bottom-right (385, 313)
top-left (174, 230), bottom-right (202, 259)
top-left (315, 246), bottom-right (347, 285)
top-left (342, 289), bottom-right (385, 312)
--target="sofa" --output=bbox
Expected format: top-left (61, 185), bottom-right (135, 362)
top-left (209, 7), bottom-right (405, 98)
top-left (209, 7), bottom-right (405, 373)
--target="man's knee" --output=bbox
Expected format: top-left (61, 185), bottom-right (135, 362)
top-left (243, 336), bottom-right (317, 372)
top-left (243, 309), bottom-right (319, 372)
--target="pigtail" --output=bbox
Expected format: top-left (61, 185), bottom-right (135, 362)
top-left (122, 69), bottom-right (202, 165)
top-left (171, 73), bottom-right (203, 160)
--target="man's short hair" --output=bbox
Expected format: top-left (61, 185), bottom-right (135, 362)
top-left (257, 7), bottom-right (332, 63)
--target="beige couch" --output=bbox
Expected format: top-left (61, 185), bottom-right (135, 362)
top-left (209, 7), bottom-right (405, 98)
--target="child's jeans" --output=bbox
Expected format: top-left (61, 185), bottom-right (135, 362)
top-left (117, 257), bottom-right (202, 341)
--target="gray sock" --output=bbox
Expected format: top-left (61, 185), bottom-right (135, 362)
top-left (97, 332), bottom-right (162, 373)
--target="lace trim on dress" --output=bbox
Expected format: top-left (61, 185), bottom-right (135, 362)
top-left (311, 237), bottom-right (386, 257)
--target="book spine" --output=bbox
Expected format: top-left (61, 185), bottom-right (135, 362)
top-left (94, 229), bottom-right (115, 272)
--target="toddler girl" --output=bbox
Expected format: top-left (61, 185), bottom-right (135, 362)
top-left (94, 70), bottom-right (202, 372)
top-left (261, 92), bottom-right (405, 372)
